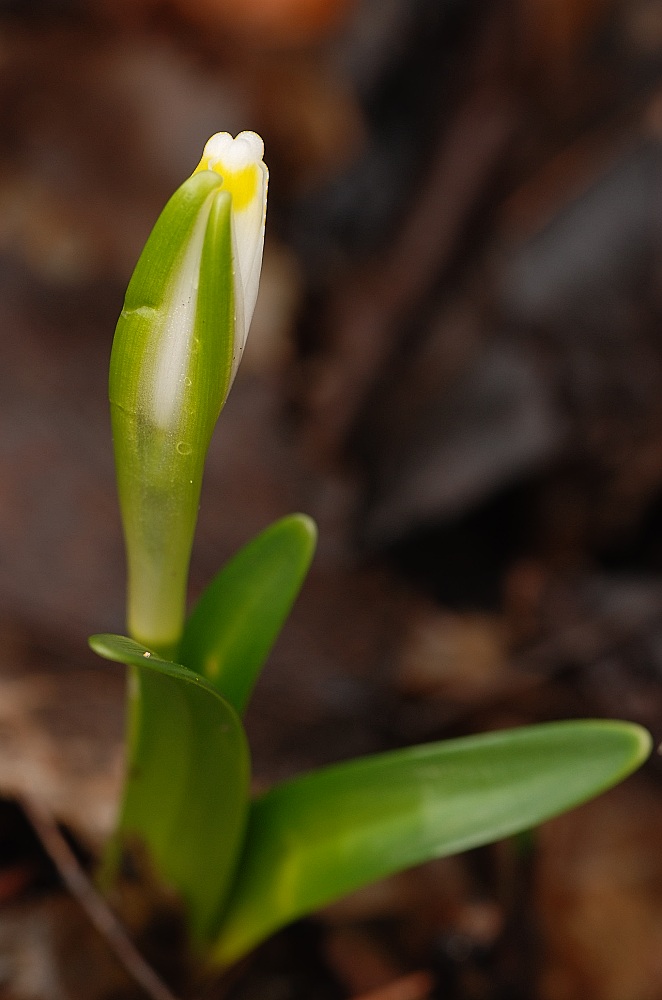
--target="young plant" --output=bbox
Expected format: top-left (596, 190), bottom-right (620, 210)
top-left (90, 131), bottom-right (651, 967)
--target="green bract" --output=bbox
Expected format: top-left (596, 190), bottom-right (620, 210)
top-left (110, 132), bottom-right (268, 658)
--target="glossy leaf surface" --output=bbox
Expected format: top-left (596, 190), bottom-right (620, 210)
top-left (213, 720), bottom-right (650, 965)
top-left (178, 514), bottom-right (317, 714)
top-left (89, 633), bottom-right (250, 943)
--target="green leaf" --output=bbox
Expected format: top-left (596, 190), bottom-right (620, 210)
top-left (178, 514), bottom-right (317, 714)
top-left (89, 633), bottom-right (250, 943)
top-left (212, 720), bottom-right (650, 966)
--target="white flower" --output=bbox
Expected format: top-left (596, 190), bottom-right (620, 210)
top-left (195, 130), bottom-right (268, 381)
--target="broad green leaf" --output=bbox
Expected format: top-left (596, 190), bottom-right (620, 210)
top-left (212, 720), bottom-right (650, 966)
top-left (89, 633), bottom-right (250, 943)
top-left (178, 514), bottom-right (317, 714)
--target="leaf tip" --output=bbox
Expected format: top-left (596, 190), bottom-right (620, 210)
top-left (621, 720), bottom-right (653, 767)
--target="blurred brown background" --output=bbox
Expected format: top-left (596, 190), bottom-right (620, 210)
top-left (2, 0), bottom-right (662, 997)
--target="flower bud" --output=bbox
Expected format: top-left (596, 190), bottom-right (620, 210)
top-left (110, 133), bottom-right (268, 657)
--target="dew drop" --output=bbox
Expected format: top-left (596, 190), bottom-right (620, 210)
top-left (176, 441), bottom-right (192, 456)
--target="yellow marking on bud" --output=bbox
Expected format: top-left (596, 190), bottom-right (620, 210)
top-left (195, 158), bottom-right (259, 212)
top-left (193, 131), bottom-right (264, 215)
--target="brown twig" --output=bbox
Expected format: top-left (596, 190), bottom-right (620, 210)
top-left (20, 795), bottom-right (182, 1000)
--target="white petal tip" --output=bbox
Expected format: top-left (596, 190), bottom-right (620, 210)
top-left (203, 131), bottom-right (265, 173)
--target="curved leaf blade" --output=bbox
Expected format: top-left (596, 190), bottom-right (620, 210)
top-left (178, 514), bottom-right (317, 714)
top-left (213, 720), bottom-right (650, 966)
top-left (89, 633), bottom-right (250, 943)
